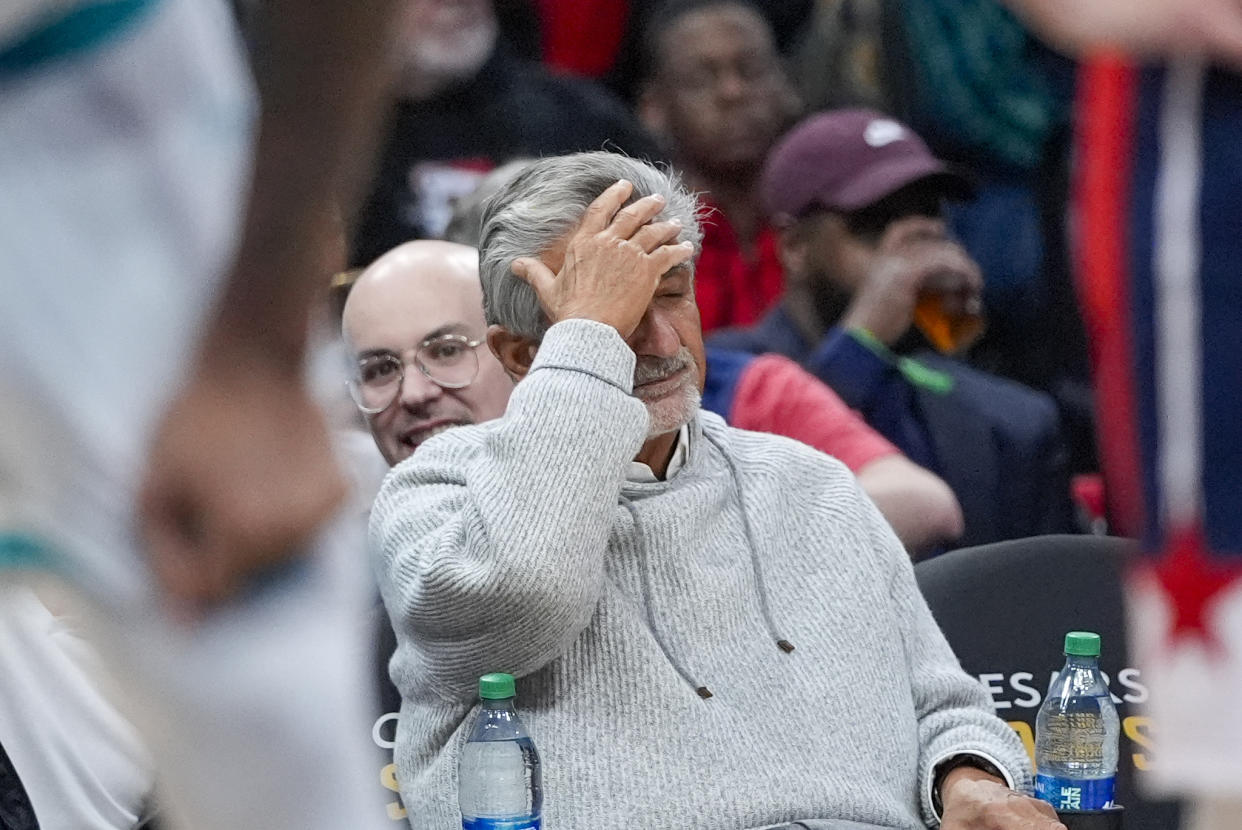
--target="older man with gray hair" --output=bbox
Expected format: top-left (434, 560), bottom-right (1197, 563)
top-left (370, 152), bottom-right (1059, 830)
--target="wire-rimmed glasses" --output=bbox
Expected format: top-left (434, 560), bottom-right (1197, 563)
top-left (347, 333), bottom-right (483, 414)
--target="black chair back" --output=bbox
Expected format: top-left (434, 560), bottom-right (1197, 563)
top-left (915, 535), bottom-right (1180, 830)
top-left (0, 740), bottom-right (40, 830)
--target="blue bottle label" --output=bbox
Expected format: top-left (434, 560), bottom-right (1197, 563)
top-left (462, 816), bottom-right (540, 830)
top-left (1035, 773), bottom-right (1115, 810)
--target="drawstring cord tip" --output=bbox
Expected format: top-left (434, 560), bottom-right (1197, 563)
top-left (695, 686), bottom-right (713, 699)
top-left (777, 639), bottom-right (795, 653)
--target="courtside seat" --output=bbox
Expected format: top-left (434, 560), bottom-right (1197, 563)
top-left (915, 535), bottom-right (1180, 830)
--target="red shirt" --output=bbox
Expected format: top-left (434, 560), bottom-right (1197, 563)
top-left (694, 207), bottom-right (785, 333)
top-left (534, 0), bottom-right (630, 78)
top-left (730, 353), bottom-right (899, 473)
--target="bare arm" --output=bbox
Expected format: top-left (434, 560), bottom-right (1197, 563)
top-left (1005, 0), bottom-right (1242, 69)
top-left (140, 0), bottom-right (401, 610)
top-left (209, 0), bottom-right (400, 361)
top-left (856, 454), bottom-right (963, 557)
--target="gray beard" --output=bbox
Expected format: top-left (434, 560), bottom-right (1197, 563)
top-left (634, 347), bottom-right (701, 438)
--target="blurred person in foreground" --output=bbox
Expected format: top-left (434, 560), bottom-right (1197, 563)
top-left (635, 0), bottom-right (801, 332)
top-left (0, 0), bottom-right (399, 826)
top-left (444, 168), bottom-right (963, 554)
top-left (0, 578), bottom-right (155, 828)
top-left (370, 150), bottom-right (1054, 829)
top-left (1003, 2), bottom-right (1242, 826)
top-left (351, 0), bottom-right (657, 264)
top-left (710, 109), bottom-right (1077, 549)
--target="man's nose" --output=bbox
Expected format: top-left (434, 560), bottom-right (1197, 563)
top-left (627, 307), bottom-right (681, 357)
top-left (398, 364), bottom-right (444, 409)
top-left (714, 66), bottom-right (754, 104)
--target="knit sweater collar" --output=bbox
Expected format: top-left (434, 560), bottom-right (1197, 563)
top-left (617, 412), bottom-right (795, 700)
top-left (625, 424), bottom-right (690, 483)
top-left (620, 413), bottom-right (708, 496)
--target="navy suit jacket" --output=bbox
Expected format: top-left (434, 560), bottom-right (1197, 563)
top-left (710, 307), bottom-right (1076, 548)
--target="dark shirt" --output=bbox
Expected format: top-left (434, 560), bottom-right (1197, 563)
top-left (352, 44), bottom-right (659, 266)
top-left (711, 305), bottom-right (1077, 547)
top-left (710, 306), bottom-right (939, 469)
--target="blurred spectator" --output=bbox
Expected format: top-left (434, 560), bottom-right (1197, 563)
top-left (1004, 2), bottom-right (1242, 820)
top-left (710, 110), bottom-right (1077, 547)
top-left (790, 0), bottom-right (1097, 475)
top-left (533, 0), bottom-right (813, 102)
top-left (884, 0), bottom-right (1093, 471)
top-left (340, 241), bottom-right (513, 467)
top-left (636, 0), bottom-right (801, 332)
top-left (0, 582), bottom-right (154, 829)
top-left (444, 159), bottom-right (964, 554)
top-left (351, 0), bottom-right (657, 265)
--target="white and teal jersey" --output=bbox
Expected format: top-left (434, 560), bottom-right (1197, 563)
top-left (0, 0), bottom-right (255, 602)
top-left (0, 0), bottom-right (162, 78)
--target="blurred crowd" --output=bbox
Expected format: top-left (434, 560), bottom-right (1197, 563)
top-left (313, 0), bottom-right (1100, 552)
top-left (11, 0), bottom-right (1239, 828)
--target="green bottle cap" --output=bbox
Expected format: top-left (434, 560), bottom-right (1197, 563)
top-left (1064, 631), bottom-right (1101, 657)
top-left (478, 672), bottom-right (516, 700)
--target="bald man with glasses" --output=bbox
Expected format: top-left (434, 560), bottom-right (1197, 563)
top-left (342, 240), bottom-right (514, 467)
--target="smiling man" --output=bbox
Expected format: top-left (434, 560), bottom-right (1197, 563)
top-left (370, 152), bottom-right (1057, 830)
top-left (342, 240), bottom-right (513, 465)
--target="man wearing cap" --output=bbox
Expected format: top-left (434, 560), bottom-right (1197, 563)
top-left (711, 109), bottom-right (1076, 548)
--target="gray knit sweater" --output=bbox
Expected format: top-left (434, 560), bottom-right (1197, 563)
top-left (371, 319), bottom-right (1031, 830)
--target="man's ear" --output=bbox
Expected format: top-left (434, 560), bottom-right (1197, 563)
top-left (487, 325), bottom-right (538, 381)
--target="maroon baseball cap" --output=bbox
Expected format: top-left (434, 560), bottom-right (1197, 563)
top-left (760, 109), bottom-right (973, 223)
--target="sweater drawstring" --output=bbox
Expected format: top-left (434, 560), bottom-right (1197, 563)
top-left (703, 430), bottom-right (796, 655)
top-left (620, 496), bottom-right (713, 699)
top-left (618, 429), bottom-right (795, 701)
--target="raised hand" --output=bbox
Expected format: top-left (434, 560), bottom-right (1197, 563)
top-left (840, 216), bottom-right (982, 347)
top-left (1007, 0), bottom-right (1242, 70)
top-left (511, 179), bottom-right (695, 340)
top-left (139, 349), bottom-right (346, 615)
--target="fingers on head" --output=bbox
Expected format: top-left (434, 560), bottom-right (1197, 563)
top-left (512, 257), bottom-right (555, 291)
top-left (610, 193), bottom-right (668, 238)
top-left (581, 179), bottom-right (635, 233)
top-left (630, 219), bottom-right (684, 252)
top-left (652, 239), bottom-right (696, 272)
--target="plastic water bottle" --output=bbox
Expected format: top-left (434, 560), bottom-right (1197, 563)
top-left (1035, 631), bottom-right (1120, 811)
top-left (458, 672), bottom-right (542, 830)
